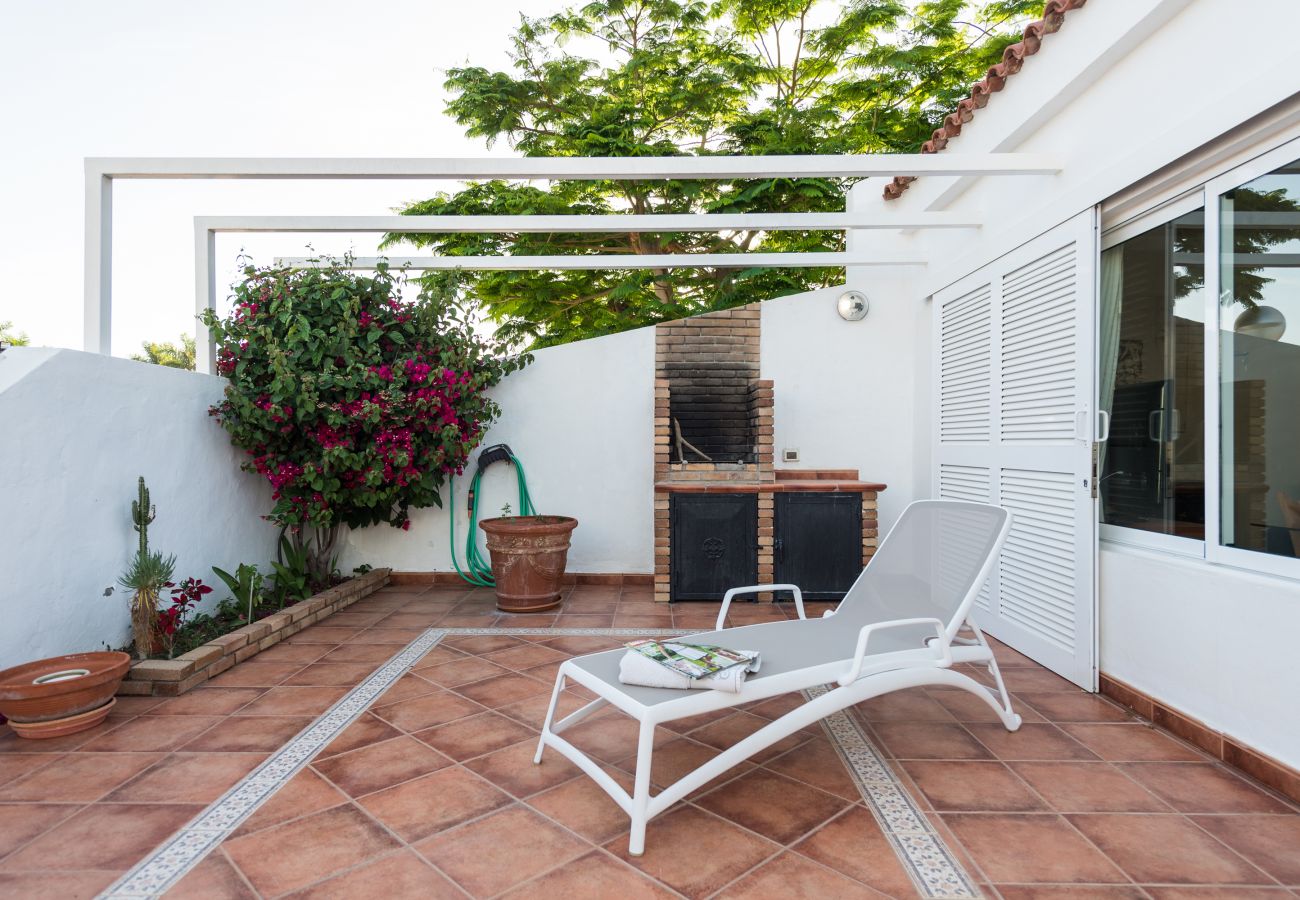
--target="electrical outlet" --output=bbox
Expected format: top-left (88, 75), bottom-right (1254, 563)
top-left (782, 448), bottom-right (800, 463)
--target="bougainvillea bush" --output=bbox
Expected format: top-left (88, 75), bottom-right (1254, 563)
top-left (202, 260), bottom-right (527, 578)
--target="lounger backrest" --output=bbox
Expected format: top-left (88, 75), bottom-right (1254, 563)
top-left (835, 500), bottom-right (1011, 640)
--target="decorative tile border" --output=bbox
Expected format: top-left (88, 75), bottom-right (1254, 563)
top-left (806, 684), bottom-right (981, 899)
top-left (100, 626), bottom-right (978, 899)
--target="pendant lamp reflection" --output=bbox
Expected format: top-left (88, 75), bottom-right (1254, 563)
top-left (1234, 305), bottom-right (1287, 341)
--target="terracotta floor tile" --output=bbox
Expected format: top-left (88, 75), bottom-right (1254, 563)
top-left (1143, 889), bottom-right (1294, 899)
top-left (321, 643), bottom-right (410, 664)
top-left (483, 642), bottom-right (569, 671)
top-left (2, 802), bottom-right (202, 872)
top-left (743, 692), bottom-right (808, 721)
top-left (1069, 813), bottom-right (1271, 885)
top-left (105, 695), bottom-right (166, 718)
top-left (357, 766), bottom-right (512, 842)
top-left (224, 804), bottom-right (401, 896)
top-left (417, 656), bottom-right (512, 687)
top-left (416, 803), bottom-right (590, 896)
top-left (496, 690), bottom-right (590, 730)
top-left (0, 752), bottom-right (162, 802)
top-left (613, 614), bottom-right (675, 628)
top-left (554, 614), bottom-right (616, 627)
top-left (687, 711), bottom-right (813, 763)
top-left (901, 760), bottom-right (1047, 812)
top-left (1060, 724), bottom-right (1206, 762)
top-left (454, 672), bottom-right (552, 708)
top-left (381, 611), bottom-right (455, 627)
top-left (994, 885), bottom-right (1148, 899)
top-left (435, 613), bottom-right (502, 627)
top-left (1010, 762), bottom-right (1171, 813)
top-left (1119, 762), bottom-right (1292, 813)
top-left (313, 735), bottom-right (451, 797)
top-left (618, 736), bottom-right (753, 798)
top-left (1193, 814), bottom-right (1300, 884)
top-left (1017, 692), bottom-right (1133, 723)
top-left (695, 768), bottom-right (851, 844)
top-left (283, 662), bottom-right (378, 686)
top-left (869, 722), bottom-right (994, 760)
top-left (232, 768), bottom-right (347, 837)
top-left (354, 626), bottom-right (428, 644)
top-left (414, 711), bottom-right (537, 761)
top-left (465, 739), bottom-right (581, 798)
top-left (527, 770), bottom-right (635, 843)
top-left (966, 723), bottom-right (1099, 760)
top-left (1001, 668), bottom-right (1082, 692)
top-left (372, 672), bottom-right (442, 705)
top-left (412, 645), bottom-right (470, 668)
top-left (562, 714), bottom-right (672, 765)
top-left (284, 849), bottom-right (464, 899)
top-left (234, 685), bottom-right (348, 717)
top-left (252, 642), bottom-right (334, 664)
top-left (442, 634), bottom-right (524, 654)
top-left (606, 805), bottom-right (778, 898)
top-left (498, 850), bottom-right (677, 899)
top-left (77, 715), bottom-right (222, 752)
top-left (320, 611), bottom-right (390, 627)
top-left (148, 687), bottom-right (266, 716)
top-left (791, 806), bottom-right (920, 898)
top-left (855, 688), bottom-right (957, 722)
top-left (762, 737), bottom-right (865, 800)
top-left (373, 690), bottom-right (485, 732)
top-left (715, 850), bottom-right (883, 898)
top-left (941, 813), bottom-right (1127, 884)
top-left (929, 689), bottom-right (1045, 724)
top-left (0, 871), bottom-right (119, 899)
top-left (180, 714), bottom-right (313, 752)
top-left (0, 803), bottom-right (81, 860)
top-left (0, 724), bottom-right (113, 754)
top-left (165, 852), bottom-right (256, 899)
top-left (285, 625), bottom-right (366, 644)
top-left (206, 660), bottom-right (308, 687)
top-left (105, 752), bottom-right (264, 803)
top-left (315, 712), bottom-right (403, 759)
top-left (538, 636), bottom-right (626, 655)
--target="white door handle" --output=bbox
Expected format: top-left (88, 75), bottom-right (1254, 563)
top-left (1097, 409), bottom-right (1110, 442)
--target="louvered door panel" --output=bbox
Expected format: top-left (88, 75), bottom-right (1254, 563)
top-left (933, 210), bottom-right (1098, 690)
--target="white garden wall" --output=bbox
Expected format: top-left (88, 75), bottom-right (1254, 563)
top-left (341, 324), bottom-right (656, 575)
top-left (0, 348), bottom-right (277, 668)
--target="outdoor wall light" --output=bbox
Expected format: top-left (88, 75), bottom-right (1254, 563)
top-left (1234, 304), bottom-right (1286, 341)
top-left (837, 290), bottom-right (869, 321)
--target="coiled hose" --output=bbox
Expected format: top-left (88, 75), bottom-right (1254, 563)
top-left (449, 444), bottom-right (536, 586)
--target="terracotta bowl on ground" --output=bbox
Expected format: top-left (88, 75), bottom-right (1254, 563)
top-left (0, 651), bottom-right (131, 738)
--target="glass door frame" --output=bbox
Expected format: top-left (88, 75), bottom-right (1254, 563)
top-left (1098, 191), bottom-right (1207, 558)
top-left (1204, 133), bottom-right (1300, 581)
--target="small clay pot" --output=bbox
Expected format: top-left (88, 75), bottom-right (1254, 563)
top-left (0, 652), bottom-right (131, 738)
top-left (479, 515), bottom-right (578, 612)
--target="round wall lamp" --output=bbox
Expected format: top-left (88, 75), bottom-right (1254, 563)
top-left (837, 290), bottom-right (870, 321)
top-left (1234, 304), bottom-right (1287, 341)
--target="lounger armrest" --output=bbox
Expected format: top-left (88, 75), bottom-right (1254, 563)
top-left (837, 618), bottom-right (951, 686)
top-left (716, 584), bottom-right (804, 630)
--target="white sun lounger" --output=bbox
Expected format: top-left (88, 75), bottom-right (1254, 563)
top-left (534, 499), bottom-right (1019, 855)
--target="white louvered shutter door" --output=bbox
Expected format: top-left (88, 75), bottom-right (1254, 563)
top-left (933, 210), bottom-right (1099, 690)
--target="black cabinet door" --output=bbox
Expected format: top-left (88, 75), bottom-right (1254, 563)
top-left (774, 492), bottom-right (862, 600)
top-left (670, 494), bottom-right (757, 601)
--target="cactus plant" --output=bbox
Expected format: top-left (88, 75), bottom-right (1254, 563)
top-left (131, 476), bottom-right (155, 559)
top-left (119, 477), bottom-right (175, 659)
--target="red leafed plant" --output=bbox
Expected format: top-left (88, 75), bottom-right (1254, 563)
top-left (158, 577), bottom-right (213, 658)
top-left (202, 259), bottom-right (528, 581)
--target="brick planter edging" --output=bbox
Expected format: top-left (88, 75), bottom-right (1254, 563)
top-left (117, 568), bottom-right (392, 698)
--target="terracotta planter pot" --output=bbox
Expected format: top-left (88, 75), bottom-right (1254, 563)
top-left (479, 515), bottom-right (578, 612)
top-left (0, 652), bottom-right (131, 739)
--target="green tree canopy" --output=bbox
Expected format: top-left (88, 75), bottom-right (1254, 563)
top-left (132, 334), bottom-right (196, 370)
top-left (386, 0), bottom-right (1041, 347)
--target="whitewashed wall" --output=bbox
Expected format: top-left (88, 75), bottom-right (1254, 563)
top-left (0, 348), bottom-right (277, 668)
top-left (853, 0), bottom-right (1300, 768)
top-left (342, 325), bottom-right (656, 575)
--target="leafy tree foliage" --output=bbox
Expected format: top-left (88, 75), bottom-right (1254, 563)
top-left (387, 0), bottom-right (1041, 347)
top-left (0, 321), bottom-right (30, 346)
top-left (132, 334), bottom-right (196, 370)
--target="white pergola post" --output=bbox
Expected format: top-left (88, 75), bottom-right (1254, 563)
top-left (83, 167), bottom-right (112, 355)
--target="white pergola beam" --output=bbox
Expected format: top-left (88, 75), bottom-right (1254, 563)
top-left (201, 212), bottom-right (980, 233)
top-left (88, 154), bottom-right (1059, 180)
top-left (273, 252), bottom-right (925, 271)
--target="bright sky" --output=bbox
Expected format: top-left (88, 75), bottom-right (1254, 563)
top-left (0, 0), bottom-right (560, 355)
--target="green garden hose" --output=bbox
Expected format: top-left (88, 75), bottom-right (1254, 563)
top-left (449, 444), bottom-right (536, 586)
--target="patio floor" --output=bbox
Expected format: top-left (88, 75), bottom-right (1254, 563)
top-left (0, 583), bottom-right (1296, 898)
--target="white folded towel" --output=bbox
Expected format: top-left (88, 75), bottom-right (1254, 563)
top-left (618, 648), bottom-right (760, 693)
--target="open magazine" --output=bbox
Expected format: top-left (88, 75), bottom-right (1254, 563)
top-left (625, 639), bottom-right (760, 680)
